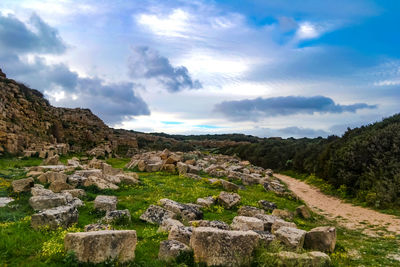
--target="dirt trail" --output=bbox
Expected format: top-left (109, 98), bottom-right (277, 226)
top-left (275, 173), bottom-right (400, 235)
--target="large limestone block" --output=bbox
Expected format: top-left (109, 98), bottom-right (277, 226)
top-left (231, 216), bottom-right (264, 231)
top-left (29, 194), bottom-right (67, 210)
top-left (190, 227), bottom-right (259, 266)
top-left (140, 205), bottom-right (177, 225)
top-left (31, 205), bottom-right (78, 229)
top-left (168, 226), bottom-right (193, 245)
top-left (37, 171), bottom-right (67, 184)
top-left (304, 226), bottom-right (336, 253)
top-left (159, 198), bottom-right (203, 221)
top-left (238, 205), bottom-right (265, 217)
top-left (64, 230), bottom-right (137, 263)
top-left (94, 195), bottom-right (117, 211)
top-left (275, 226), bottom-right (306, 249)
top-left (218, 191), bottom-right (241, 209)
top-left (12, 178), bottom-right (34, 193)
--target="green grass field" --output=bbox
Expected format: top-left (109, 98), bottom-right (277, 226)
top-left (0, 157), bottom-right (399, 266)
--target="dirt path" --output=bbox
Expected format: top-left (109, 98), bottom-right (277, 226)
top-left (275, 173), bottom-right (400, 235)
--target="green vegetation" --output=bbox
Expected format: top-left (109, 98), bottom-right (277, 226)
top-left (0, 157), bottom-right (399, 266)
top-left (219, 114), bottom-right (400, 210)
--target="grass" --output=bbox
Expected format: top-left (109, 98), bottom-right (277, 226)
top-left (281, 170), bottom-right (400, 218)
top-left (0, 157), bottom-right (399, 266)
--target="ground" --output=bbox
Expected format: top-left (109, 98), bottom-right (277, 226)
top-left (0, 156), bottom-right (399, 266)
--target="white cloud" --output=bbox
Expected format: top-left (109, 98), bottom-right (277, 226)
top-left (296, 22), bottom-right (320, 39)
top-left (137, 8), bottom-right (190, 38)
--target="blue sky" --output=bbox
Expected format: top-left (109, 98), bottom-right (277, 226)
top-left (0, 0), bottom-right (399, 138)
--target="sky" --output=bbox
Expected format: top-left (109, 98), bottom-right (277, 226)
top-left (1, 0), bottom-right (399, 138)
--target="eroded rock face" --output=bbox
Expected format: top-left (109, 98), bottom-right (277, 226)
top-left (64, 230), bottom-right (137, 263)
top-left (231, 216), bottom-right (264, 231)
top-left (218, 191), bottom-right (241, 209)
top-left (140, 205), bottom-right (177, 225)
top-left (304, 226), bottom-right (336, 253)
top-left (31, 205), bottom-right (78, 229)
top-left (12, 178), bottom-right (34, 193)
top-left (275, 226), bottom-right (306, 249)
top-left (158, 240), bottom-right (191, 262)
top-left (94, 195), bottom-right (117, 211)
top-left (159, 198), bottom-right (203, 221)
top-left (190, 227), bottom-right (259, 266)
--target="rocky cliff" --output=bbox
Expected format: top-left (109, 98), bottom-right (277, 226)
top-left (0, 68), bottom-right (139, 156)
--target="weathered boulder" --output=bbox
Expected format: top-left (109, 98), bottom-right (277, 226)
top-left (140, 205), bottom-right (177, 225)
top-left (295, 205), bottom-right (312, 219)
top-left (274, 251), bottom-right (331, 267)
top-left (254, 214), bottom-right (279, 232)
top-left (29, 194), bottom-right (67, 210)
top-left (37, 172), bottom-right (67, 184)
top-left (84, 176), bottom-right (119, 190)
top-left (31, 184), bottom-right (54, 196)
top-left (64, 230), bottom-right (137, 263)
top-left (190, 227), bottom-right (259, 266)
top-left (12, 178), bottom-right (34, 193)
top-left (84, 223), bottom-right (112, 232)
top-left (31, 205), bottom-right (78, 229)
top-left (218, 191), bottom-right (241, 209)
top-left (42, 155), bottom-right (60, 165)
top-left (220, 179), bottom-right (239, 192)
top-left (61, 189), bottom-right (86, 198)
top-left (160, 149), bottom-right (171, 160)
top-left (275, 226), bottom-right (307, 249)
top-left (94, 195), bottom-right (117, 211)
top-left (158, 240), bottom-right (191, 262)
top-left (159, 198), bottom-right (203, 221)
top-left (190, 220), bottom-right (230, 230)
top-left (161, 164), bottom-right (176, 173)
top-left (258, 200), bottom-right (277, 212)
top-left (196, 196), bottom-right (216, 207)
top-left (251, 231), bottom-right (276, 247)
top-left (49, 180), bottom-right (74, 193)
top-left (102, 209), bottom-right (131, 224)
top-left (187, 164), bottom-right (201, 174)
top-left (177, 162), bottom-right (188, 175)
top-left (165, 154), bottom-right (181, 164)
top-left (238, 205), bottom-right (265, 217)
top-left (185, 173), bottom-right (201, 180)
top-left (231, 216), bottom-right (264, 231)
top-left (304, 226), bottom-right (336, 253)
top-left (272, 209), bottom-right (294, 220)
top-left (145, 162), bottom-right (163, 172)
top-left (158, 218), bottom-right (184, 232)
top-left (67, 174), bottom-right (87, 187)
top-left (168, 225), bottom-right (193, 245)
top-left (271, 219), bottom-right (297, 233)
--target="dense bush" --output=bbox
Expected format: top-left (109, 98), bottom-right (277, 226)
top-left (219, 114), bottom-right (400, 208)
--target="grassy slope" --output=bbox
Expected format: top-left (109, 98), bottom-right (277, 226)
top-left (0, 157), bottom-right (399, 266)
